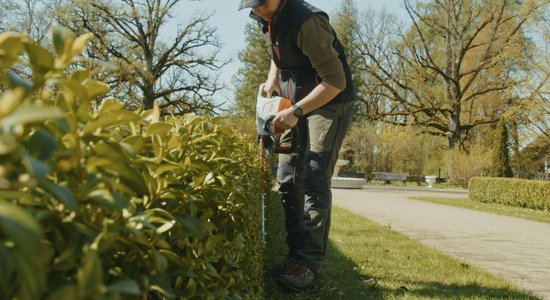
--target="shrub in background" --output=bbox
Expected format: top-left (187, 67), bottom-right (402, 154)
top-left (444, 145), bottom-right (491, 188)
top-left (387, 126), bottom-right (441, 183)
top-left (469, 177), bottom-right (549, 210)
top-left (0, 30), bottom-right (264, 299)
top-left (343, 121), bottom-right (377, 179)
top-left (343, 122), bottom-right (443, 181)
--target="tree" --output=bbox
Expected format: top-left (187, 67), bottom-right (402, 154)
top-left (490, 119), bottom-right (514, 177)
top-left (331, 0), bottom-right (367, 119)
top-left (356, 0), bottom-right (546, 149)
top-left (512, 133), bottom-right (550, 179)
top-left (0, 0), bottom-right (55, 44)
top-left (0, 0), bottom-right (64, 93)
top-left (233, 22), bottom-right (270, 117)
top-left (520, 3), bottom-right (550, 139)
top-left (57, 0), bottom-right (225, 114)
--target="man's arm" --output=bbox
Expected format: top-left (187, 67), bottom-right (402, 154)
top-left (273, 14), bottom-right (345, 130)
top-left (295, 13), bottom-right (346, 114)
top-left (295, 81), bottom-right (341, 115)
top-left (264, 60), bottom-right (281, 97)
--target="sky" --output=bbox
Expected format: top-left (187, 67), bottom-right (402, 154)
top-left (175, 0), bottom-right (409, 108)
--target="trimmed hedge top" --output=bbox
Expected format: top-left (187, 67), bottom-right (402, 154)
top-left (469, 177), bottom-right (549, 211)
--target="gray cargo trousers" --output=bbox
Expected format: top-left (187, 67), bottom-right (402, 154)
top-left (277, 100), bottom-right (353, 272)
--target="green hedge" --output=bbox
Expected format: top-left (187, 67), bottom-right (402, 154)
top-left (469, 177), bottom-right (550, 210)
top-left (0, 30), bottom-right (264, 299)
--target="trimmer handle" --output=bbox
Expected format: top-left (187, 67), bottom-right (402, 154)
top-left (258, 83), bottom-right (280, 99)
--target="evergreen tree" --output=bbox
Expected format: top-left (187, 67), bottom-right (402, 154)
top-left (233, 22), bottom-right (270, 117)
top-left (490, 119), bottom-right (514, 177)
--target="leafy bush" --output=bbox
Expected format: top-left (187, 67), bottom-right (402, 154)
top-left (469, 177), bottom-right (550, 210)
top-left (444, 146), bottom-right (491, 188)
top-left (0, 30), bottom-right (264, 299)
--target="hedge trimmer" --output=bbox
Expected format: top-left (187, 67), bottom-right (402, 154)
top-left (255, 84), bottom-right (297, 243)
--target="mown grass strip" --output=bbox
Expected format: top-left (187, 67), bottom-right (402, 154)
top-left (265, 195), bottom-right (539, 299)
top-left (411, 196), bottom-right (550, 225)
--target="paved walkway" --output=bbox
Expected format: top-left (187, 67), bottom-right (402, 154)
top-left (332, 186), bottom-right (550, 299)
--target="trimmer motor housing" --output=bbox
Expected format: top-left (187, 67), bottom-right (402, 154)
top-left (255, 84), bottom-right (298, 154)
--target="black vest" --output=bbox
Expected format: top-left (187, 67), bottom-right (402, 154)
top-left (251, 0), bottom-right (354, 105)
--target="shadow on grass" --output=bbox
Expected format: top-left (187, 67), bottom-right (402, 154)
top-left (265, 225), bottom-right (381, 299)
top-left (265, 193), bottom-right (539, 300)
top-left (266, 243), bottom-right (380, 299)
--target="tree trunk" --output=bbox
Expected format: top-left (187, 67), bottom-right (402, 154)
top-left (143, 85), bottom-right (154, 110)
top-left (447, 105), bottom-right (461, 149)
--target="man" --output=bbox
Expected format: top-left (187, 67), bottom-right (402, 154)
top-left (239, 0), bottom-right (355, 292)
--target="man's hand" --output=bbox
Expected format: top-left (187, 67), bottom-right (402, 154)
top-left (264, 79), bottom-right (281, 98)
top-left (272, 107), bottom-right (298, 131)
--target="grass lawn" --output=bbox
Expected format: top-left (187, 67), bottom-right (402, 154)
top-left (265, 194), bottom-right (540, 299)
top-left (410, 196), bottom-right (550, 224)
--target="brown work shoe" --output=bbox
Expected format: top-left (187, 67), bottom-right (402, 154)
top-left (268, 256), bottom-right (297, 277)
top-left (276, 261), bottom-right (316, 292)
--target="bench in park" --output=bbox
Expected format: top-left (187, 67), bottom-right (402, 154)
top-left (373, 172), bottom-right (408, 185)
